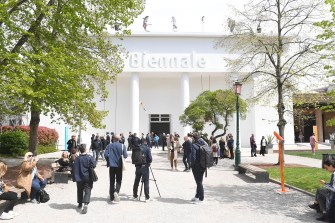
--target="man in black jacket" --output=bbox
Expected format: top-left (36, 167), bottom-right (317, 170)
top-left (132, 139), bottom-right (152, 202)
top-left (182, 136), bottom-right (192, 172)
top-left (127, 132), bottom-right (133, 151)
top-left (190, 132), bottom-right (206, 204)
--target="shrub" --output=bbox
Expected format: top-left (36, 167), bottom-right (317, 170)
top-left (0, 130), bottom-right (28, 155)
top-left (1, 125), bottom-right (59, 146)
top-left (36, 145), bottom-right (58, 154)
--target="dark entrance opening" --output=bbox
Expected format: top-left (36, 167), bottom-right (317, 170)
top-left (149, 114), bottom-right (170, 145)
top-left (303, 119), bottom-right (316, 143)
top-left (150, 123), bottom-right (170, 137)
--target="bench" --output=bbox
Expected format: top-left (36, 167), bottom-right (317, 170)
top-left (8, 187), bottom-right (25, 199)
top-left (238, 164), bottom-right (269, 183)
top-left (51, 163), bottom-right (71, 184)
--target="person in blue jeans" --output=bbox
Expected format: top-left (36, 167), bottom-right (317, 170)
top-left (190, 132), bottom-right (206, 204)
top-left (17, 152), bottom-right (47, 203)
top-left (153, 134), bottom-right (159, 149)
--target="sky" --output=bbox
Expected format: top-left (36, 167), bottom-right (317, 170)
top-left (128, 0), bottom-right (248, 33)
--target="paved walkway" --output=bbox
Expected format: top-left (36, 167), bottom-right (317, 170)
top-left (4, 145), bottom-right (330, 223)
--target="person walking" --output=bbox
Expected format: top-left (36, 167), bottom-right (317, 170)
top-left (104, 135), bottom-right (128, 203)
top-left (132, 139), bottom-right (152, 202)
top-left (169, 135), bottom-right (178, 171)
top-left (310, 133), bottom-right (317, 155)
top-left (227, 135), bottom-right (235, 160)
top-left (127, 132), bottom-right (133, 151)
top-left (212, 138), bottom-right (219, 165)
top-left (72, 144), bottom-right (96, 214)
top-left (190, 132), bottom-right (206, 204)
top-left (182, 136), bottom-right (192, 171)
top-left (250, 134), bottom-right (257, 157)
top-left (219, 137), bottom-right (226, 159)
top-left (67, 135), bottom-right (77, 154)
top-left (153, 134), bottom-right (159, 149)
top-left (260, 136), bottom-right (267, 156)
top-left (146, 133), bottom-right (152, 148)
top-left (166, 134), bottom-right (171, 159)
top-left (162, 133), bottom-right (167, 151)
top-left (91, 135), bottom-right (101, 162)
top-left (132, 133), bottom-right (141, 147)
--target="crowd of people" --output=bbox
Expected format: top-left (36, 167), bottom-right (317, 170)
top-left (1, 131), bottom-right (334, 222)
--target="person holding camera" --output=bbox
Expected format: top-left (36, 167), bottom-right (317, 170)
top-left (17, 152), bottom-right (47, 203)
top-left (132, 139), bottom-right (152, 202)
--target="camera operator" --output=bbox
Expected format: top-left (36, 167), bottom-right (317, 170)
top-left (132, 139), bottom-right (152, 202)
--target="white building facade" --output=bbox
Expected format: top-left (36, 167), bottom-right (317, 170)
top-left (37, 32), bottom-right (295, 149)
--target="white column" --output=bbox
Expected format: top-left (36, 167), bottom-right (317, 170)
top-left (131, 73), bottom-right (140, 134)
top-left (181, 73), bottom-right (191, 136)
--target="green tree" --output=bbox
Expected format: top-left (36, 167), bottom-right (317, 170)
top-left (215, 0), bottom-right (324, 162)
top-left (0, 0), bottom-right (144, 154)
top-left (179, 90), bottom-right (247, 139)
top-left (315, 0), bottom-right (335, 127)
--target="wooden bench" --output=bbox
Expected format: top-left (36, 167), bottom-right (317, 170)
top-left (238, 164), bottom-right (269, 183)
top-left (51, 163), bottom-right (71, 184)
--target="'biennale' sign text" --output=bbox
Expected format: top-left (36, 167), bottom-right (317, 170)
top-left (129, 52), bottom-right (206, 69)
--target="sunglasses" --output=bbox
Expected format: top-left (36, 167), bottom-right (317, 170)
top-left (28, 155), bottom-right (33, 157)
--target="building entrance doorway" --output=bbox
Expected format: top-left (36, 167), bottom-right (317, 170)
top-left (149, 114), bottom-right (170, 145)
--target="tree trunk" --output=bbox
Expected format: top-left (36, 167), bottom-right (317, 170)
top-left (29, 109), bottom-right (40, 155)
top-left (277, 82), bottom-right (287, 164)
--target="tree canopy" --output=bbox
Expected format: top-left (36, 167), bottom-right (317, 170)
top-left (215, 0), bottom-right (325, 161)
top-left (179, 89), bottom-right (247, 139)
top-left (0, 0), bottom-right (145, 153)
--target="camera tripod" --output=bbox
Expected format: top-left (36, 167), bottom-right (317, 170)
top-left (138, 166), bottom-right (161, 200)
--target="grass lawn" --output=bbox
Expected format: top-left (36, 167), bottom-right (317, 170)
top-left (267, 167), bottom-right (331, 194)
top-left (285, 150), bottom-right (335, 160)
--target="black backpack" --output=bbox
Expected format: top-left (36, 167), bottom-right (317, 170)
top-left (131, 145), bottom-right (146, 165)
top-left (197, 144), bottom-right (214, 177)
top-left (36, 189), bottom-right (50, 203)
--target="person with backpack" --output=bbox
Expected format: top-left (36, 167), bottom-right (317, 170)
top-left (131, 139), bottom-right (152, 202)
top-left (190, 132), bottom-right (207, 204)
top-left (104, 135), bottom-right (128, 203)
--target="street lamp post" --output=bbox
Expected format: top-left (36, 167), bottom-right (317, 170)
top-left (234, 81), bottom-right (242, 169)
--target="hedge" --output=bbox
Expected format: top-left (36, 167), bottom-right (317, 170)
top-left (0, 131), bottom-right (28, 155)
top-left (1, 125), bottom-right (59, 146)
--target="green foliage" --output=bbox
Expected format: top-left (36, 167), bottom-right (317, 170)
top-left (179, 89), bottom-right (247, 137)
top-left (285, 150), bottom-right (335, 160)
top-left (267, 167), bottom-right (331, 194)
top-left (0, 0), bottom-right (144, 153)
top-left (36, 145), bottom-right (58, 154)
top-left (266, 135), bottom-right (275, 145)
top-left (0, 131), bottom-right (28, 155)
